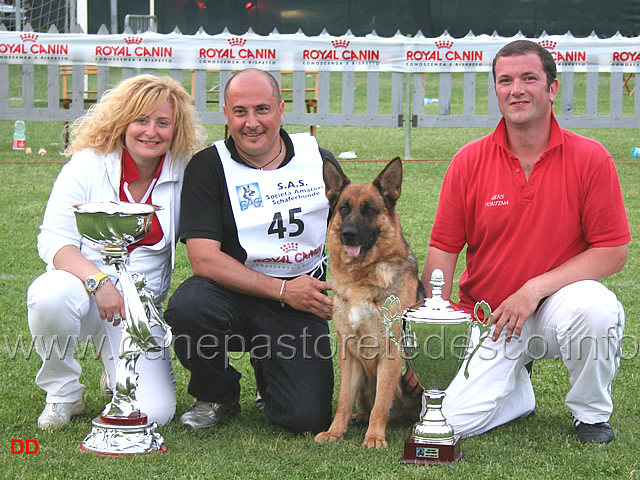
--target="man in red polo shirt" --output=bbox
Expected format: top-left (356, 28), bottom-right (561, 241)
top-left (419, 40), bottom-right (630, 444)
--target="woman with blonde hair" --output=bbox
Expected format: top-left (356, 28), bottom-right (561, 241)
top-left (27, 74), bottom-right (206, 429)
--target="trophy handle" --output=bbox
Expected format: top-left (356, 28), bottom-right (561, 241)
top-left (382, 295), bottom-right (404, 355)
top-left (117, 265), bottom-right (171, 353)
top-left (131, 272), bottom-right (172, 350)
top-left (462, 300), bottom-right (494, 379)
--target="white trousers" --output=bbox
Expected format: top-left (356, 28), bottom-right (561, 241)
top-left (27, 270), bottom-right (176, 425)
top-left (431, 280), bottom-right (625, 438)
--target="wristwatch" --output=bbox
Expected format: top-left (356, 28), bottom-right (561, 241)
top-left (85, 272), bottom-right (110, 295)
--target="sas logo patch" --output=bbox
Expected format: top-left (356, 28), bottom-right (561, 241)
top-left (236, 183), bottom-right (263, 210)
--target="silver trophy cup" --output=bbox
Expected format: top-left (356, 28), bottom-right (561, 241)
top-left (383, 268), bottom-right (494, 465)
top-left (73, 202), bottom-right (172, 456)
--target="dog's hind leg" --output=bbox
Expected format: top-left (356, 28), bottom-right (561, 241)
top-left (351, 379), bottom-right (374, 426)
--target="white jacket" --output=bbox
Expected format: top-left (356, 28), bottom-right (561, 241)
top-left (37, 149), bottom-right (185, 304)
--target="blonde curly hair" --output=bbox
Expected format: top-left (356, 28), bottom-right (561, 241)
top-left (64, 74), bottom-right (206, 163)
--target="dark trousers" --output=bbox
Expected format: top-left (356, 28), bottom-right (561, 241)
top-left (165, 275), bottom-right (334, 434)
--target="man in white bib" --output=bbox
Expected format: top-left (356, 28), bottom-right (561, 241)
top-left (166, 69), bottom-right (341, 434)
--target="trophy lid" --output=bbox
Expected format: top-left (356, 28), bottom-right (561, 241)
top-left (403, 269), bottom-right (471, 322)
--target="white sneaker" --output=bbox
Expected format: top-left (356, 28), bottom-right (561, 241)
top-left (37, 399), bottom-right (85, 429)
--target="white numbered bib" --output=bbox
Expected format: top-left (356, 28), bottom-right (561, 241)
top-left (217, 133), bottom-right (329, 278)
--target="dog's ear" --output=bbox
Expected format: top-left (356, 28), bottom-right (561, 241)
top-left (373, 157), bottom-right (403, 209)
top-left (323, 157), bottom-right (350, 209)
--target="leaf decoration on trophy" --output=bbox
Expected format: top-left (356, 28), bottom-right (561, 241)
top-left (463, 300), bottom-right (494, 379)
top-left (382, 295), bottom-right (404, 354)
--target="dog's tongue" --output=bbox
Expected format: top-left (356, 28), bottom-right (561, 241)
top-left (345, 245), bottom-right (361, 257)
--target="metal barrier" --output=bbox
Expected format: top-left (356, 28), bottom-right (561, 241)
top-left (124, 15), bottom-right (157, 34)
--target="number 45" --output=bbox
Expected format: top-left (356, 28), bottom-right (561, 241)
top-left (268, 207), bottom-right (304, 239)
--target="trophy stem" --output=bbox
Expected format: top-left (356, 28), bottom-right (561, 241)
top-left (99, 261), bottom-right (146, 420)
top-left (413, 390), bottom-right (455, 445)
top-left (400, 389), bottom-right (463, 465)
top-left (80, 242), bottom-right (168, 456)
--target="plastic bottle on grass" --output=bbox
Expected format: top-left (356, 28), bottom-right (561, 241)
top-left (13, 120), bottom-right (26, 150)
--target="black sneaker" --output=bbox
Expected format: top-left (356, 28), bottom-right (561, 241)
top-left (574, 417), bottom-right (615, 444)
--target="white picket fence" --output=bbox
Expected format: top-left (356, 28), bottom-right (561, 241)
top-left (1, 27), bottom-right (638, 157)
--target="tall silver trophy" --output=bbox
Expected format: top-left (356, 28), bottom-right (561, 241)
top-left (383, 269), bottom-right (493, 465)
top-left (73, 202), bottom-right (172, 456)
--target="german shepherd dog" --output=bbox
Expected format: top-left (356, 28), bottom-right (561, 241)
top-left (314, 157), bottom-right (423, 448)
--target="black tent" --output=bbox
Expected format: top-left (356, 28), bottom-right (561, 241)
top-left (93, 0), bottom-right (640, 38)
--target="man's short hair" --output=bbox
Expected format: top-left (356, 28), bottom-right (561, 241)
top-left (223, 68), bottom-right (282, 104)
top-left (492, 40), bottom-right (557, 88)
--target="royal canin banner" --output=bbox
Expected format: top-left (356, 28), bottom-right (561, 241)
top-left (1, 29), bottom-right (640, 73)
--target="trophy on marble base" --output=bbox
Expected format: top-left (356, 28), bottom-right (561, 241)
top-left (383, 269), bottom-right (494, 465)
top-left (73, 202), bottom-right (172, 456)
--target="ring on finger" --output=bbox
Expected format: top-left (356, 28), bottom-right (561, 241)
top-left (112, 314), bottom-right (122, 322)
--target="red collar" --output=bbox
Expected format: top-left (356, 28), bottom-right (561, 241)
top-left (119, 147), bottom-right (166, 251)
top-left (121, 147), bottom-right (165, 184)
top-left (492, 113), bottom-right (563, 154)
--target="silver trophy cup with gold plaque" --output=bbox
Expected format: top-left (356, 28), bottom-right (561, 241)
top-left (383, 269), bottom-right (494, 465)
top-left (73, 202), bottom-right (172, 456)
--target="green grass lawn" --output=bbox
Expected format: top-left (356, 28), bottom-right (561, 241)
top-left (1, 119), bottom-right (639, 479)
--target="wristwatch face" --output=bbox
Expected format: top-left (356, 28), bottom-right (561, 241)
top-left (85, 277), bottom-right (98, 292)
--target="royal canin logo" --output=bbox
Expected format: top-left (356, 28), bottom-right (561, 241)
top-left (406, 37), bottom-right (482, 62)
top-left (539, 40), bottom-right (557, 50)
top-left (302, 39), bottom-right (379, 62)
top-left (253, 244), bottom-right (323, 266)
top-left (331, 39), bottom-right (350, 49)
top-left (124, 36), bottom-right (143, 45)
top-left (228, 37), bottom-right (246, 47)
top-left (612, 50), bottom-right (640, 63)
top-left (95, 36), bottom-right (172, 58)
top-left (281, 242), bottom-right (299, 253)
top-left (199, 36), bottom-right (276, 60)
top-left (407, 38), bottom-right (482, 63)
top-left (537, 39), bottom-right (586, 64)
top-left (20, 33), bottom-right (38, 43)
top-left (0, 32), bottom-right (68, 55)
top-left (435, 39), bottom-right (453, 49)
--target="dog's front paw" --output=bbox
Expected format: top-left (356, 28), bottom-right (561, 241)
top-left (362, 435), bottom-right (389, 449)
top-left (314, 431), bottom-right (344, 443)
